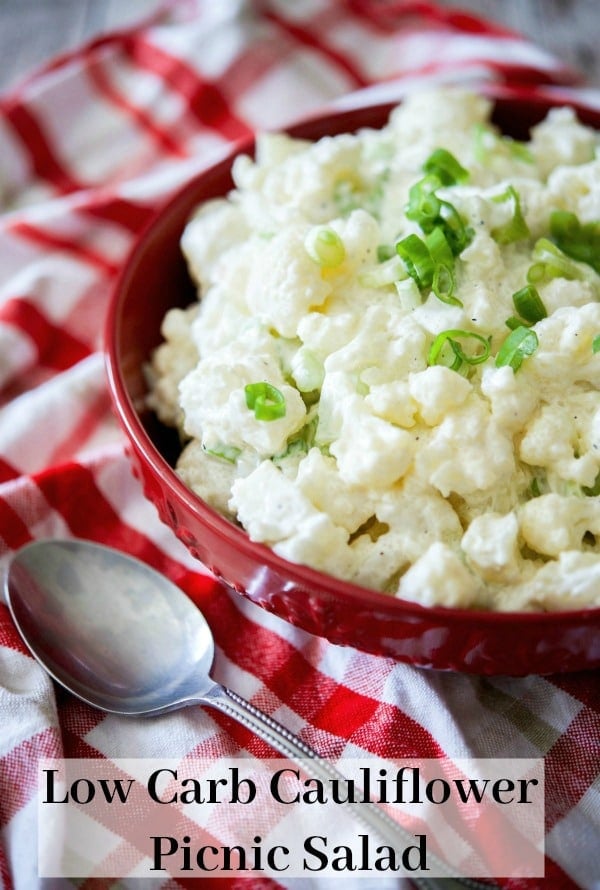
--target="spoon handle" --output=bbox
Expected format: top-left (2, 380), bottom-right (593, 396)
top-left (202, 683), bottom-right (490, 890)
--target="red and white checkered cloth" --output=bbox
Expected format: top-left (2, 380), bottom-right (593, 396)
top-left (0, 1), bottom-right (599, 887)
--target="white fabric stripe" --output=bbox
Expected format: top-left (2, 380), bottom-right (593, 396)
top-left (0, 646), bottom-right (57, 757)
top-left (0, 354), bottom-right (111, 474)
top-left (546, 780), bottom-right (600, 889)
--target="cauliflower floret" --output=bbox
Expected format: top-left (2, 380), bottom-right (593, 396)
top-left (295, 448), bottom-right (375, 532)
top-left (346, 476), bottom-right (464, 590)
top-left (325, 304), bottom-right (427, 382)
top-left (530, 107), bottom-right (597, 179)
top-left (396, 542), bottom-right (481, 608)
top-left (239, 132), bottom-right (364, 220)
top-left (480, 364), bottom-right (539, 433)
top-left (506, 551), bottom-right (600, 611)
top-left (519, 395), bottom-right (600, 488)
top-left (146, 305), bottom-right (199, 428)
top-left (365, 380), bottom-right (417, 428)
top-left (408, 366), bottom-right (472, 426)
top-left (415, 394), bottom-right (515, 497)
top-left (177, 440), bottom-right (239, 519)
top-left (232, 133), bottom-right (311, 191)
top-left (547, 158), bottom-right (600, 222)
top-left (525, 304), bottom-right (600, 390)
top-left (188, 245), bottom-right (256, 356)
top-left (316, 305), bottom-right (427, 445)
top-left (274, 514), bottom-right (356, 580)
top-left (330, 404), bottom-right (416, 488)
top-left (388, 89), bottom-right (491, 168)
top-left (245, 225), bottom-right (332, 337)
top-left (230, 460), bottom-right (356, 579)
top-left (461, 511), bottom-right (522, 583)
top-left (332, 209), bottom-right (381, 271)
top-left (181, 199), bottom-right (250, 290)
top-left (519, 492), bottom-right (600, 557)
top-left (179, 327), bottom-right (306, 455)
top-left (297, 310), bottom-right (360, 362)
top-left (231, 460), bottom-right (316, 542)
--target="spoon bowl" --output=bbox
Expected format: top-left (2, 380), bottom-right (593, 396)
top-left (6, 539), bottom-right (216, 714)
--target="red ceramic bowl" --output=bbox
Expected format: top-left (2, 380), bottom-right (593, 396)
top-left (105, 86), bottom-right (600, 676)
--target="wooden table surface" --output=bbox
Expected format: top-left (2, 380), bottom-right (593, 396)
top-left (0, 0), bottom-right (598, 92)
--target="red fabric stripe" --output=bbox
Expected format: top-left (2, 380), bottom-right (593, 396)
top-left (9, 221), bottom-right (121, 277)
top-left (0, 457), bottom-right (20, 484)
top-left (34, 461), bottom-right (166, 560)
top-left (345, 0), bottom-right (517, 38)
top-left (0, 495), bottom-right (34, 552)
top-left (0, 842), bottom-right (13, 890)
top-left (0, 101), bottom-right (83, 194)
top-left (387, 54), bottom-right (574, 86)
top-left (544, 706), bottom-right (600, 831)
top-left (0, 604), bottom-right (29, 655)
top-left (550, 672), bottom-right (600, 711)
top-left (86, 54), bottom-right (188, 159)
top-left (258, 5), bottom-right (369, 88)
top-left (122, 36), bottom-right (254, 141)
top-left (58, 696), bottom-right (107, 757)
top-left (1, 298), bottom-right (91, 372)
top-left (0, 728), bottom-right (62, 827)
top-left (81, 195), bottom-right (157, 235)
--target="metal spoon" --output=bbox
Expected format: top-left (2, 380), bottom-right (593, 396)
top-left (5, 538), bottom-right (486, 888)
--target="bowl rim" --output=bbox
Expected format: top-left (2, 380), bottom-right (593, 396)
top-left (104, 87), bottom-right (600, 629)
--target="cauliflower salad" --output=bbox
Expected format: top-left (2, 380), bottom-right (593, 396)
top-left (147, 89), bottom-right (600, 612)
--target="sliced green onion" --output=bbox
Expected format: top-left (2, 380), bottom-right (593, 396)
top-left (592, 334), bottom-right (600, 354)
top-left (432, 263), bottom-right (457, 305)
top-left (529, 237), bottom-right (589, 283)
top-left (550, 210), bottom-right (600, 274)
top-left (425, 225), bottom-right (454, 268)
top-left (395, 278), bottom-right (422, 311)
top-left (495, 325), bottom-right (538, 372)
top-left (273, 416), bottom-right (318, 463)
top-left (423, 148), bottom-right (469, 186)
top-left (526, 262), bottom-right (552, 284)
top-left (305, 225), bottom-right (346, 268)
top-left (491, 185), bottom-right (530, 244)
top-left (405, 173), bottom-right (471, 256)
top-left (396, 228), bottom-right (463, 305)
top-left (396, 234), bottom-right (434, 289)
top-left (428, 329), bottom-right (491, 371)
top-left (244, 382), bottom-right (286, 421)
top-left (204, 443), bottom-right (241, 463)
top-left (438, 200), bottom-right (473, 254)
top-left (512, 284), bottom-right (547, 324)
top-left (406, 176), bottom-right (443, 232)
top-left (505, 315), bottom-right (527, 330)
